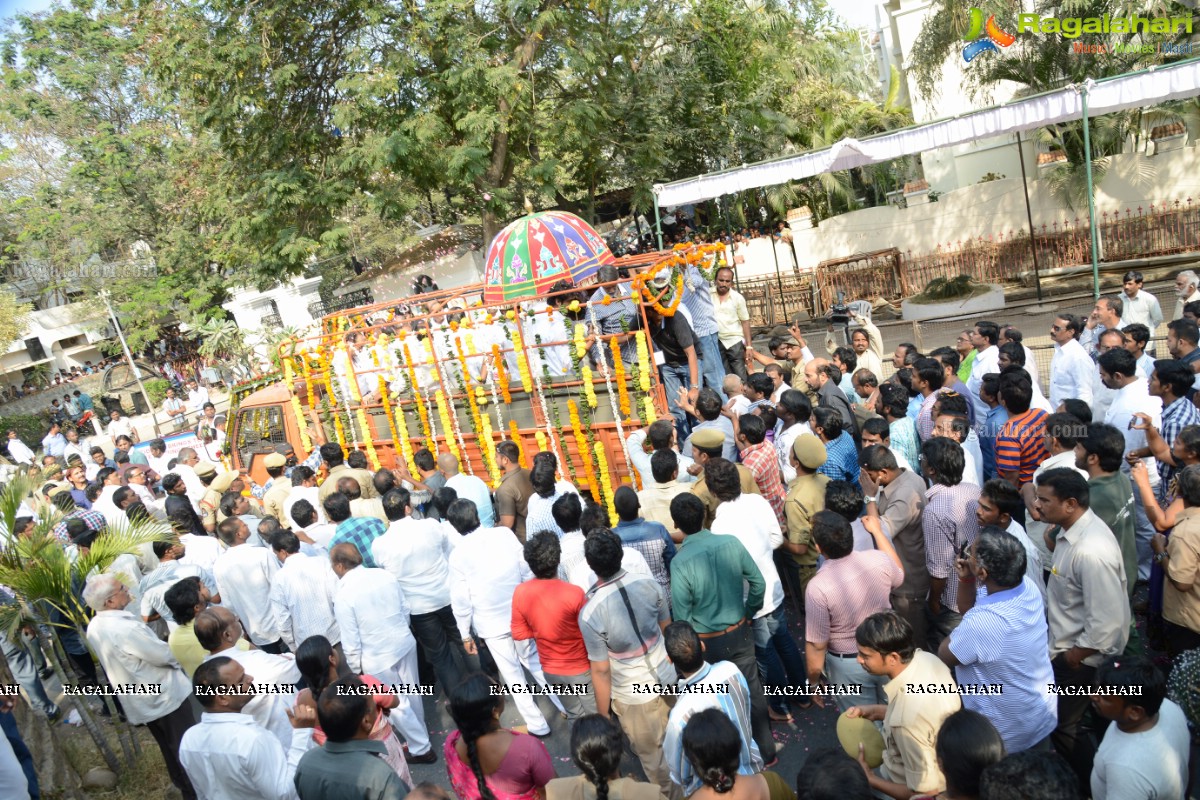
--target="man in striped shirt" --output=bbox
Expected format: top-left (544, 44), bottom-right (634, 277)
top-left (737, 415), bottom-right (786, 528)
top-left (663, 621), bottom-right (763, 796)
top-left (995, 372), bottom-right (1048, 490)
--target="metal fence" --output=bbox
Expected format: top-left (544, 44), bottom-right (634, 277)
top-left (743, 198), bottom-right (1200, 319)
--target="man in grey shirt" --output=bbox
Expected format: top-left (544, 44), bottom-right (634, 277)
top-left (1035, 467), bottom-right (1129, 794)
top-left (859, 445), bottom-right (928, 647)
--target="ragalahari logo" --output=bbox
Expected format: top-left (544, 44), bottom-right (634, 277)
top-left (963, 8), bottom-right (1016, 62)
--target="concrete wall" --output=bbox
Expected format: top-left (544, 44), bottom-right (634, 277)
top-left (784, 143), bottom-right (1200, 272)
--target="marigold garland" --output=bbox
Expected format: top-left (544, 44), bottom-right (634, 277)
top-left (535, 431), bottom-right (548, 454)
top-left (434, 390), bottom-right (461, 470)
top-left (636, 331), bottom-right (652, 393)
top-left (568, 399), bottom-right (599, 499)
top-left (530, 331), bottom-right (570, 485)
top-left (642, 396), bottom-right (657, 424)
top-left (508, 420), bottom-right (529, 469)
top-left (381, 374), bottom-right (417, 475)
top-left (574, 323), bottom-right (588, 360)
top-left (318, 349), bottom-right (348, 450)
top-left (403, 342), bottom-right (432, 441)
top-left (510, 327), bottom-right (534, 394)
top-left (579, 364), bottom-right (598, 409)
top-left (593, 440), bottom-right (617, 526)
top-left (611, 338), bottom-right (631, 420)
top-left (492, 345), bottom-right (512, 404)
top-left (480, 411), bottom-right (501, 487)
top-left (282, 353), bottom-right (313, 453)
top-left (455, 338), bottom-right (495, 480)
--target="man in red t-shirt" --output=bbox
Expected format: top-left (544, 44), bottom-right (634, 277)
top-left (512, 532), bottom-right (598, 719)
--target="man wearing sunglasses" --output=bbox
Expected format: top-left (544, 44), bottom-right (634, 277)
top-left (1049, 315), bottom-right (1094, 410)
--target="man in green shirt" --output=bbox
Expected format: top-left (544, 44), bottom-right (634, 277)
top-left (294, 675), bottom-right (408, 800)
top-left (1074, 424), bottom-right (1139, 597)
top-left (669, 492), bottom-right (776, 766)
top-left (783, 434), bottom-right (830, 598)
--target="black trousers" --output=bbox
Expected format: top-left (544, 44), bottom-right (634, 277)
top-left (719, 341), bottom-right (749, 382)
top-left (1050, 655), bottom-right (1100, 796)
top-left (698, 621), bottom-right (776, 764)
top-left (146, 699), bottom-right (199, 800)
top-left (890, 593), bottom-right (928, 655)
top-left (258, 639), bottom-right (288, 655)
top-left (410, 605), bottom-right (469, 694)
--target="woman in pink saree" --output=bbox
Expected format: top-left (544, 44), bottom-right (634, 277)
top-left (445, 673), bottom-right (556, 800)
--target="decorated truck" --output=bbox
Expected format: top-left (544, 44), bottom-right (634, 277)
top-left (227, 212), bottom-right (728, 512)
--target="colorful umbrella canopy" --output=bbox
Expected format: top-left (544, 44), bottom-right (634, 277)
top-left (482, 210), bottom-right (615, 303)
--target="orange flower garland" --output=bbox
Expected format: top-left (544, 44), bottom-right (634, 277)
top-left (492, 345), bottom-right (512, 404)
top-left (403, 341), bottom-right (432, 441)
top-left (568, 399), bottom-right (599, 499)
top-left (509, 420), bottom-right (528, 469)
top-left (611, 337), bottom-right (631, 420)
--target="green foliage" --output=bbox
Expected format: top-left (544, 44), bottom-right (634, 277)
top-left (978, 172), bottom-right (1007, 183)
top-left (143, 378), bottom-right (170, 408)
top-left (0, 414), bottom-right (50, 448)
top-left (915, 274), bottom-right (980, 301)
top-left (0, 291), bottom-right (31, 354)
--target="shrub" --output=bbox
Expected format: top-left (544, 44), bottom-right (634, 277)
top-left (0, 414), bottom-right (52, 452)
top-left (143, 378), bottom-right (170, 408)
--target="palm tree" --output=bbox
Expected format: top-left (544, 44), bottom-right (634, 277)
top-left (194, 316), bottom-right (255, 378)
top-left (0, 476), bottom-right (171, 775)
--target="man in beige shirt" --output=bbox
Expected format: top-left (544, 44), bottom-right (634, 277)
top-left (846, 611), bottom-right (960, 797)
top-left (260, 453), bottom-right (293, 527)
top-left (783, 434), bottom-right (828, 598)
top-left (1036, 467), bottom-right (1129, 791)
top-left (637, 449), bottom-right (690, 540)
top-left (316, 442), bottom-right (378, 505)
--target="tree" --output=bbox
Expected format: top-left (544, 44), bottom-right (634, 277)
top-left (0, 291), bottom-right (31, 353)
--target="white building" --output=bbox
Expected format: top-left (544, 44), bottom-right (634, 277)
top-left (221, 275), bottom-right (324, 364)
top-left (878, 0), bottom-right (1031, 194)
top-left (337, 224), bottom-right (484, 303)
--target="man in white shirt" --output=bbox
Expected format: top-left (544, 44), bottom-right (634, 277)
top-left (1174, 270), bottom-right (1200, 321)
top-left (1120, 270), bottom-right (1163, 330)
top-left (195, 606), bottom-right (301, 750)
top-left (5, 431), bottom-right (34, 466)
top-left (1048, 315), bottom-right (1094, 410)
top-left (106, 408), bottom-right (137, 445)
top-left (180, 656), bottom-right (315, 800)
top-left (330, 542), bottom-right (434, 762)
top-left (705, 458), bottom-right (804, 717)
top-left (63, 427), bottom-right (89, 465)
top-left (446, 498), bottom-right (557, 735)
top-left (1098, 347), bottom-right (1163, 582)
top-left (289, 499), bottom-right (337, 549)
top-left (185, 379), bottom-right (210, 416)
top-left (626, 421), bottom-right (699, 489)
top-left (269, 530), bottom-right (340, 654)
top-left (439, 452), bottom-right (495, 527)
top-left (283, 466), bottom-right (325, 526)
top-left (83, 574), bottom-right (197, 800)
top-left (213, 517), bottom-right (284, 653)
top-left (371, 487), bottom-right (467, 695)
top-left (966, 320), bottom-right (1001, 424)
top-left (161, 387), bottom-right (186, 430)
top-left (1079, 296), bottom-right (1126, 357)
top-left (139, 540), bottom-right (220, 631)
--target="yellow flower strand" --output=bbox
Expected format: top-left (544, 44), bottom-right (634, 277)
top-left (434, 390), bottom-right (461, 469)
top-left (456, 339), bottom-right (493, 479)
top-left (580, 364), bottom-right (597, 409)
top-left (574, 323), bottom-right (588, 360)
top-left (319, 350), bottom-right (347, 449)
top-left (403, 342), bottom-right (432, 441)
top-left (535, 431), bottom-right (548, 453)
top-left (511, 327), bottom-right (534, 393)
top-left (642, 396), bottom-right (657, 424)
top-left (480, 411), bottom-right (501, 487)
top-left (593, 440), bottom-right (617, 526)
top-left (282, 354), bottom-right (312, 453)
top-left (492, 345), bottom-right (512, 404)
top-left (636, 331), bottom-right (652, 393)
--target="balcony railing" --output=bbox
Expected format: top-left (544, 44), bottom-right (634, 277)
top-left (261, 313), bottom-right (282, 328)
top-left (307, 288), bottom-right (374, 319)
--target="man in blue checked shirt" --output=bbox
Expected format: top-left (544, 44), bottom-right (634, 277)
top-left (325, 492), bottom-right (386, 568)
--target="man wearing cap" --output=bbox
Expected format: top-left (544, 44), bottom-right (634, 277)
top-left (260, 454), bottom-right (292, 527)
top-left (689, 429), bottom-right (760, 529)
top-left (199, 468), bottom-right (237, 532)
top-left (783, 434), bottom-right (829, 598)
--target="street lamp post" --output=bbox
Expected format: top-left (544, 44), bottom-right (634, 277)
top-left (98, 290), bottom-right (161, 439)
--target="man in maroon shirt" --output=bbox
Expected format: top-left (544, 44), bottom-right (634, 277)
top-left (511, 531), bottom-right (597, 719)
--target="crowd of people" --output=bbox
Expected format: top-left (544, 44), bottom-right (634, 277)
top-left (3, 265), bottom-right (1200, 800)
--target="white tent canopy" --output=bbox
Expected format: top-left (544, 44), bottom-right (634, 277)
top-left (653, 59), bottom-right (1200, 207)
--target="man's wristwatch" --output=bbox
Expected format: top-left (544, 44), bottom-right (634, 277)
top-left (864, 495), bottom-right (877, 504)
top-left (1154, 551), bottom-right (1169, 564)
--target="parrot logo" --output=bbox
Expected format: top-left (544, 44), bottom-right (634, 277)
top-left (963, 7), bottom-right (1016, 62)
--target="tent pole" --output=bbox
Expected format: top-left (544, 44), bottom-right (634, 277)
top-left (653, 193), bottom-right (664, 251)
top-left (723, 196), bottom-right (739, 290)
top-left (769, 215), bottom-right (787, 322)
top-left (1014, 130), bottom-right (1043, 302)
top-left (1080, 86), bottom-right (1102, 299)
